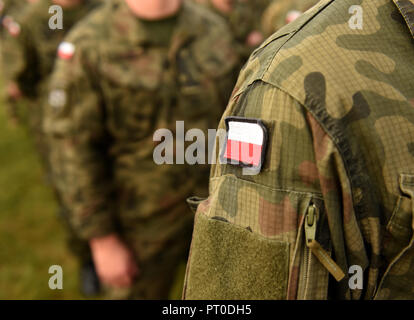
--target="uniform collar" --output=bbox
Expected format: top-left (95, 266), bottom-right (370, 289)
top-left (393, 0), bottom-right (414, 38)
top-left (111, 0), bottom-right (198, 46)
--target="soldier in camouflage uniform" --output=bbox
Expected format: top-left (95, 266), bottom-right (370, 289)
top-left (184, 0), bottom-right (414, 300)
top-left (2, 0), bottom-right (104, 296)
top-left (44, 0), bottom-right (239, 299)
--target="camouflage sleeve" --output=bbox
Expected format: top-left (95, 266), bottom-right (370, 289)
top-left (185, 81), bottom-right (368, 299)
top-left (44, 39), bottom-right (117, 240)
top-left (1, 16), bottom-right (31, 90)
top-left (1, 16), bottom-right (30, 121)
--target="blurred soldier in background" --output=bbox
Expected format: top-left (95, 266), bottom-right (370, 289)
top-left (0, 0), bottom-right (33, 121)
top-left (227, 0), bottom-right (271, 59)
top-left (193, 0), bottom-right (321, 63)
top-left (1, 0), bottom-right (104, 296)
top-left (0, 0), bottom-right (28, 34)
top-left (44, 0), bottom-right (239, 299)
top-left (193, 0), bottom-right (271, 61)
top-left (261, 0), bottom-right (320, 37)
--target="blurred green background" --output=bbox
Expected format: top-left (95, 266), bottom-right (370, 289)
top-left (0, 79), bottom-right (185, 300)
top-left (0, 81), bottom-right (83, 299)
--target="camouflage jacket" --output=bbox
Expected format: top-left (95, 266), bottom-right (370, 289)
top-left (44, 0), bottom-right (239, 249)
top-left (1, 0), bottom-right (102, 100)
top-left (184, 0), bottom-right (414, 300)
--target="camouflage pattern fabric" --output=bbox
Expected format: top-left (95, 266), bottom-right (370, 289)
top-left (1, 0), bottom-right (103, 264)
top-left (44, 0), bottom-right (239, 299)
top-left (2, 0), bottom-right (102, 126)
top-left (0, 0), bottom-right (31, 119)
top-left (184, 0), bottom-right (414, 300)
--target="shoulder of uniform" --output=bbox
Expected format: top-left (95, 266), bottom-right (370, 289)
top-left (232, 0), bottom-right (334, 97)
top-left (2, 1), bottom-right (41, 39)
top-left (62, 2), bottom-right (109, 49)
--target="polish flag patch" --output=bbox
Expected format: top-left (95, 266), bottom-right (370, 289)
top-left (221, 117), bottom-right (268, 170)
top-left (58, 42), bottom-right (75, 60)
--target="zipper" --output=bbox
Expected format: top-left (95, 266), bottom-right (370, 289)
top-left (300, 203), bottom-right (317, 299)
top-left (305, 204), bottom-right (318, 246)
top-left (301, 237), bottom-right (313, 299)
top-left (304, 203), bottom-right (345, 283)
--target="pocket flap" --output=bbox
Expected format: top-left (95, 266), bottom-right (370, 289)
top-left (184, 213), bottom-right (289, 300)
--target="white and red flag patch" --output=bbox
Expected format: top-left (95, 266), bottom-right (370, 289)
top-left (221, 117), bottom-right (268, 170)
top-left (57, 42), bottom-right (75, 60)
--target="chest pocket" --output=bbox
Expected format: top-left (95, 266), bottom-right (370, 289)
top-left (183, 175), bottom-right (331, 300)
top-left (376, 174), bottom-right (414, 299)
top-left (98, 47), bottom-right (165, 138)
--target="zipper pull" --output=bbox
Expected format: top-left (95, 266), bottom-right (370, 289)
top-left (305, 204), bottom-right (317, 244)
top-left (305, 204), bottom-right (345, 282)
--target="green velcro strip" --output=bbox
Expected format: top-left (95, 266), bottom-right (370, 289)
top-left (185, 213), bottom-right (289, 300)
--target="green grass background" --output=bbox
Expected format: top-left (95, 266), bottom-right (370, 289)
top-left (0, 81), bottom-right (185, 300)
top-left (0, 81), bottom-right (85, 299)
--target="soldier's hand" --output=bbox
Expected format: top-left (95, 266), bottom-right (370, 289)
top-left (89, 234), bottom-right (139, 288)
top-left (6, 82), bottom-right (22, 101)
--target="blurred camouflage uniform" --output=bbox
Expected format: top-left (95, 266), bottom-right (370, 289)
top-left (2, 0), bottom-right (101, 140)
top-left (1, 0), bottom-right (103, 295)
top-left (0, 0), bottom-right (29, 116)
top-left (184, 0), bottom-right (414, 300)
top-left (0, 0), bottom-right (26, 32)
top-left (261, 0), bottom-right (321, 37)
top-left (193, 0), bottom-right (271, 61)
top-left (44, 0), bottom-right (239, 299)
top-left (0, 0), bottom-right (34, 72)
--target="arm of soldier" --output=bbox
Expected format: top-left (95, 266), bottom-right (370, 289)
top-left (44, 41), bottom-right (117, 240)
top-left (44, 41), bottom-right (138, 287)
top-left (1, 14), bottom-right (36, 95)
top-left (1, 18), bottom-right (27, 120)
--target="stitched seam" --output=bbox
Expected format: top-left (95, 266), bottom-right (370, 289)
top-left (210, 175), bottom-right (324, 199)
